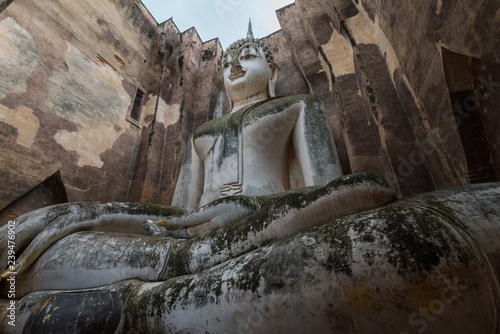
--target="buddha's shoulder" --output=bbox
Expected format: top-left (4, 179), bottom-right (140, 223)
top-left (192, 95), bottom-right (322, 138)
top-left (193, 114), bottom-right (231, 138)
top-left (249, 94), bottom-right (322, 118)
top-left (265, 94), bottom-right (321, 107)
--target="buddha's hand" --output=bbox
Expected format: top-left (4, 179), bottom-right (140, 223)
top-left (142, 196), bottom-right (261, 239)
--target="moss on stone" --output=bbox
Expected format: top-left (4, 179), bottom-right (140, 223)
top-left (192, 94), bottom-right (319, 139)
top-left (164, 238), bottom-right (196, 279)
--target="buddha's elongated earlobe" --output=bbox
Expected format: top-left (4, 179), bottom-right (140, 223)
top-left (228, 96), bottom-right (233, 112)
top-left (268, 63), bottom-right (278, 98)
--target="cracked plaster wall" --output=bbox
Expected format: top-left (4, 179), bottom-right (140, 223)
top-left (0, 0), bottom-right (224, 213)
top-left (273, 0), bottom-right (499, 197)
top-left (0, 0), bottom-right (162, 210)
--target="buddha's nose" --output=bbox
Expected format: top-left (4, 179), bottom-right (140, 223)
top-left (230, 60), bottom-right (242, 73)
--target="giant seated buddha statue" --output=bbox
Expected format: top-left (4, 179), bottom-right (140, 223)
top-left (167, 27), bottom-right (346, 236)
top-left (1, 26), bottom-right (499, 334)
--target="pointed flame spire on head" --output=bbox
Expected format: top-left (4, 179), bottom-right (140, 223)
top-left (223, 18), bottom-right (275, 67)
top-left (247, 18), bottom-right (254, 39)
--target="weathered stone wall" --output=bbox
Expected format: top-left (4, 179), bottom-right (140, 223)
top-left (127, 21), bottom-right (224, 206)
top-left (269, 0), bottom-right (499, 197)
top-left (0, 0), bottom-right (224, 214)
top-left (0, 0), bottom-right (159, 211)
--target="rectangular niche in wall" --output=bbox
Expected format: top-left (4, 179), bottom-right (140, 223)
top-left (127, 88), bottom-right (145, 127)
top-left (442, 48), bottom-right (500, 184)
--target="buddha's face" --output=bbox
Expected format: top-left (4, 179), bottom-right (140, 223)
top-left (223, 43), bottom-right (273, 103)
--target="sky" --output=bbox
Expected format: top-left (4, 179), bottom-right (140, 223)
top-left (140, 0), bottom-right (293, 49)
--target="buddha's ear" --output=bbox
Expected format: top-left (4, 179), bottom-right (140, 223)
top-left (225, 88), bottom-right (233, 112)
top-left (268, 63), bottom-right (278, 98)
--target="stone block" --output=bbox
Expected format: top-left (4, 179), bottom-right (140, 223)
top-left (353, 43), bottom-right (435, 196)
top-left (335, 73), bottom-right (384, 177)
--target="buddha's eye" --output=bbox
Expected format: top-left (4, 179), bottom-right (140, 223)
top-left (240, 54), bottom-right (256, 61)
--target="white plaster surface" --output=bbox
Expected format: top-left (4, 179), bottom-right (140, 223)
top-left (0, 105), bottom-right (39, 148)
top-left (46, 43), bottom-right (132, 168)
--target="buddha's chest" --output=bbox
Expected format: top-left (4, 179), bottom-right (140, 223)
top-left (192, 102), bottom-right (301, 162)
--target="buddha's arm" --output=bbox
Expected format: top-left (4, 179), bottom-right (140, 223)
top-left (158, 174), bottom-right (397, 277)
top-left (292, 95), bottom-right (343, 186)
top-left (0, 202), bottom-right (184, 278)
top-left (171, 135), bottom-right (204, 211)
top-left (146, 195), bottom-right (262, 238)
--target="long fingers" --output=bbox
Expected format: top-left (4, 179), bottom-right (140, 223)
top-left (159, 199), bottom-right (254, 229)
top-left (186, 221), bottom-right (219, 237)
top-left (159, 207), bottom-right (255, 239)
top-left (161, 220), bottom-right (219, 239)
top-left (161, 206), bottom-right (218, 228)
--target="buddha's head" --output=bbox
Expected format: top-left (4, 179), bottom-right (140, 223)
top-left (222, 35), bottom-right (278, 112)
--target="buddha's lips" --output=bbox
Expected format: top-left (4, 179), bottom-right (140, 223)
top-left (229, 69), bottom-right (246, 80)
